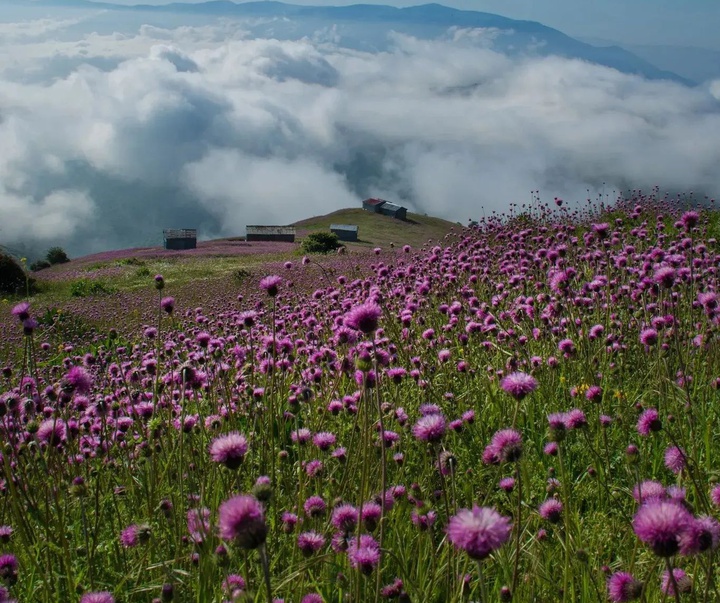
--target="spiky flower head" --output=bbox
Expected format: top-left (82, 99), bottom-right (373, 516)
top-left (217, 495), bottom-right (267, 549)
top-left (446, 505), bottom-right (512, 560)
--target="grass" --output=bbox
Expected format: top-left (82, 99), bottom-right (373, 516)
top-left (293, 208), bottom-right (460, 250)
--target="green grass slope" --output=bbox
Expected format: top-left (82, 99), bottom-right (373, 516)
top-left (294, 208), bottom-right (460, 249)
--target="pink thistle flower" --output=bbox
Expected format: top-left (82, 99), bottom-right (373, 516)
top-left (637, 408), bottom-right (661, 436)
top-left (607, 572), bottom-right (643, 602)
top-left (217, 495), bottom-right (267, 549)
top-left (259, 275), bottom-right (282, 297)
top-left (711, 485), bottom-right (720, 508)
top-left (297, 531), bottom-right (326, 556)
top-left (661, 568), bottom-right (692, 596)
top-left (209, 432), bottom-right (248, 470)
top-left (632, 500), bottom-right (694, 557)
top-left (63, 366), bottom-right (93, 394)
top-left (331, 504), bottom-right (358, 534)
top-left (564, 408), bottom-right (587, 430)
top-left (538, 499), bottom-right (563, 523)
top-left (412, 413), bottom-right (446, 443)
top-left (347, 534), bottom-right (381, 574)
top-left (679, 515), bottom-right (720, 555)
top-left (488, 429), bottom-right (523, 463)
top-left (303, 495), bottom-right (326, 518)
top-left (632, 481), bottom-right (667, 504)
top-left (344, 302), bottom-right (382, 334)
top-left (11, 302), bottom-right (30, 322)
top-left (499, 372), bottom-right (538, 400)
top-left (446, 505), bottom-right (512, 560)
top-left (160, 296), bottom-right (175, 314)
top-left (664, 446), bottom-right (686, 475)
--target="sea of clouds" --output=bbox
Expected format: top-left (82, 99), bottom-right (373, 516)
top-left (2, 6), bottom-right (720, 257)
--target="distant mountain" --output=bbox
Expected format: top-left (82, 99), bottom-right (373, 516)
top-left (627, 45), bottom-right (720, 84)
top-left (30, 0), bottom-right (690, 84)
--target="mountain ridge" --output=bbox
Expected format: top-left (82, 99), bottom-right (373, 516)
top-left (23, 0), bottom-right (691, 84)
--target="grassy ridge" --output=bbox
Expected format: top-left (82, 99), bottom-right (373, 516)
top-left (294, 208), bottom-right (460, 249)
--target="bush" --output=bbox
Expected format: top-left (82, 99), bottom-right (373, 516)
top-left (302, 231), bottom-right (341, 254)
top-left (30, 260), bottom-right (52, 272)
top-left (46, 246), bottom-right (70, 265)
top-left (0, 253), bottom-right (33, 295)
top-left (70, 279), bottom-right (117, 298)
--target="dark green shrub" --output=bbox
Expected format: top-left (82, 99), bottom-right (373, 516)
top-left (30, 259), bottom-right (52, 272)
top-left (70, 279), bottom-right (117, 298)
top-left (46, 246), bottom-right (70, 265)
top-left (302, 231), bottom-right (341, 254)
top-left (0, 253), bottom-right (33, 294)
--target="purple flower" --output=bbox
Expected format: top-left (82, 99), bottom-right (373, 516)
top-left (36, 418), bottom-right (67, 447)
top-left (679, 515), bottom-right (720, 555)
top-left (664, 446), bottom-right (686, 475)
top-left (63, 365), bottom-right (93, 394)
top-left (312, 432), bottom-right (337, 451)
top-left (654, 266), bottom-right (676, 288)
top-left (632, 481), bottom-right (667, 504)
top-left (633, 500), bottom-right (694, 557)
top-left (412, 413), bottom-right (446, 443)
top-left (499, 372), bottom-right (538, 400)
top-left (639, 328), bottom-right (658, 346)
top-left (301, 594), bottom-right (324, 603)
top-left (711, 485), bottom-right (720, 508)
top-left (209, 432), bottom-right (249, 470)
top-left (11, 302), bottom-right (30, 322)
top-left (259, 275), bottom-right (282, 297)
top-left (297, 531), bottom-right (326, 556)
top-left (303, 495), bottom-right (326, 518)
top-left (499, 477), bottom-right (516, 493)
top-left (564, 409), bottom-right (587, 430)
top-left (344, 302), bottom-right (382, 334)
top-left (0, 554), bottom-right (17, 584)
top-left (661, 568), bottom-right (692, 596)
top-left (447, 505), bottom-right (512, 560)
top-left (347, 534), bottom-right (381, 574)
top-left (331, 504), bottom-right (358, 534)
top-left (538, 499), bottom-right (563, 523)
top-left (120, 524), bottom-right (150, 548)
top-left (223, 574), bottom-right (246, 596)
top-left (637, 408), bottom-right (661, 436)
top-left (486, 429), bottom-right (523, 463)
top-left (80, 593), bottom-right (115, 603)
top-left (607, 572), bottom-right (643, 602)
top-left (160, 296), bottom-right (175, 314)
top-left (558, 338), bottom-right (575, 355)
top-left (217, 495), bottom-right (268, 549)
top-left (187, 508), bottom-right (211, 543)
top-left (361, 501), bottom-right (382, 532)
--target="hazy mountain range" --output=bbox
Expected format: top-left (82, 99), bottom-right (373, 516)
top-left (15, 0), bottom-right (695, 84)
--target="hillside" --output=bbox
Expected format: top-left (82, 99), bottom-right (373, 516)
top-left (294, 208), bottom-right (459, 249)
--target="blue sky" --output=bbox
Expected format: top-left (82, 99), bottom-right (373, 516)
top-left (96, 0), bottom-right (720, 49)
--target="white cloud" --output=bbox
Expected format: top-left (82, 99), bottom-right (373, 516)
top-left (1, 12), bottom-right (720, 256)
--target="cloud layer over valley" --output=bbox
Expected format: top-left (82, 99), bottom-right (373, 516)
top-left (2, 6), bottom-right (720, 257)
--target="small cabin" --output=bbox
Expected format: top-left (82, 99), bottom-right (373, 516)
top-left (330, 224), bottom-right (359, 242)
top-left (246, 225), bottom-right (296, 243)
top-left (163, 229), bottom-right (197, 250)
top-left (379, 202), bottom-right (407, 221)
top-left (362, 198), bottom-right (407, 220)
top-left (362, 198), bottom-right (387, 213)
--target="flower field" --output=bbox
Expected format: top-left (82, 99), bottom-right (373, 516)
top-left (2, 191), bottom-right (720, 602)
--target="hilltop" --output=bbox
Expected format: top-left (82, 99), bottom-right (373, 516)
top-left (293, 208), bottom-right (459, 250)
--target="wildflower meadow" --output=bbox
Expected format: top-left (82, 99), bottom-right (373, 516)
top-left (2, 190), bottom-right (720, 602)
